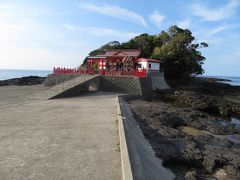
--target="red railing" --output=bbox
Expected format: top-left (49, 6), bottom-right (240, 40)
top-left (53, 67), bottom-right (90, 75)
top-left (103, 69), bottom-right (147, 77)
top-left (53, 67), bottom-right (147, 77)
top-left (134, 69), bottom-right (147, 77)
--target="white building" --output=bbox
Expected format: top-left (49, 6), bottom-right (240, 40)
top-left (137, 58), bottom-right (162, 71)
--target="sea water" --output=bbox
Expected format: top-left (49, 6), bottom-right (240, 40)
top-left (0, 69), bottom-right (51, 80)
top-left (217, 76), bottom-right (240, 86)
top-left (203, 76), bottom-right (240, 86)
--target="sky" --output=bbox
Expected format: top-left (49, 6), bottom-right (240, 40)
top-left (0, 0), bottom-right (239, 76)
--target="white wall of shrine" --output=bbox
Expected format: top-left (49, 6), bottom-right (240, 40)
top-left (138, 61), bottom-right (160, 71)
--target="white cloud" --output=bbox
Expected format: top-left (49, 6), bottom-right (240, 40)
top-left (0, 12), bottom-right (88, 69)
top-left (149, 11), bottom-right (165, 28)
top-left (0, 12), bottom-right (13, 17)
top-left (193, 24), bottom-right (240, 48)
top-left (0, 1), bottom-right (67, 18)
top-left (206, 26), bottom-right (229, 37)
top-left (0, 45), bottom-right (82, 70)
top-left (228, 0), bottom-right (240, 7)
top-left (63, 23), bottom-right (139, 39)
top-left (194, 24), bottom-right (240, 43)
top-left (191, 0), bottom-right (240, 21)
top-left (0, 1), bottom-right (17, 10)
top-left (63, 24), bottom-right (75, 30)
top-left (176, 19), bottom-right (191, 29)
top-left (0, 19), bottom-right (88, 69)
top-left (0, 2), bottom-right (141, 70)
top-left (77, 3), bottom-right (147, 28)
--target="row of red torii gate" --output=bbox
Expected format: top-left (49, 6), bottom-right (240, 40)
top-left (53, 49), bottom-right (164, 77)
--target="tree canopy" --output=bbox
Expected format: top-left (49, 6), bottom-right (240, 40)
top-left (85, 25), bottom-right (208, 78)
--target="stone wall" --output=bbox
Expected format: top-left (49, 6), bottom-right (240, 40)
top-left (44, 74), bottom-right (81, 87)
top-left (100, 76), bottom-right (141, 95)
top-left (100, 76), bottom-right (152, 96)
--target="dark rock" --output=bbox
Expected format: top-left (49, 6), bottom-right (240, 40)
top-left (129, 77), bottom-right (240, 178)
top-left (160, 116), bottom-right (186, 128)
top-left (167, 77), bottom-right (240, 96)
top-left (176, 91), bottom-right (219, 114)
top-left (129, 99), bottom-right (240, 179)
top-left (0, 76), bottom-right (46, 86)
top-left (157, 126), bottom-right (182, 138)
top-left (173, 90), bottom-right (240, 118)
top-left (185, 171), bottom-right (197, 180)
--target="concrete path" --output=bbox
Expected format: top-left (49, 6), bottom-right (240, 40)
top-left (0, 86), bottom-right (121, 180)
top-left (0, 85), bottom-right (46, 108)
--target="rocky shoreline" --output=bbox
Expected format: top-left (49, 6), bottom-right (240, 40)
top-left (129, 78), bottom-right (240, 180)
top-left (0, 76), bottom-right (46, 86)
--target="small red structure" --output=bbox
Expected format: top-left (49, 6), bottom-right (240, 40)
top-left (87, 49), bottom-right (141, 75)
top-left (53, 49), bottom-right (163, 77)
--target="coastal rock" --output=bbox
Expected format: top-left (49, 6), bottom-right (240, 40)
top-left (130, 78), bottom-right (240, 178)
top-left (133, 100), bottom-right (238, 135)
top-left (159, 90), bottom-right (240, 118)
top-left (176, 91), bottom-right (219, 114)
top-left (185, 171), bottom-right (197, 180)
top-left (0, 76), bottom-right (46, 86)
top-left (163, 78), bottom-right (240, 117)
top-left (167, 77), bottom-right (240, 97)
top-left (157, 126), bottom-right (183, 138)
top-left (130, 99), bottom-right (240, 179)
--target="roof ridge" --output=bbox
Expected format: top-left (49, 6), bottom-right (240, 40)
top-left (106, 49), bottom-right (141, 51)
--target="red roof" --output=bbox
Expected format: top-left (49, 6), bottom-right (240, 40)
top-left (137, 58), bottom-right (164, 63)
top-left (104, 49), bottom-right (141, 57)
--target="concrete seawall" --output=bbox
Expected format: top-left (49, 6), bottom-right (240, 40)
top-left (116, 97), bottom-right (134, 180)
top-left (117, 95), bottom-right (175, 180)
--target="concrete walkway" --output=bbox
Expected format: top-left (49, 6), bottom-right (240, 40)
top-left (0, 86), bottom-right (121, 180)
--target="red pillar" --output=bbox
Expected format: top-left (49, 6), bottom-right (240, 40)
top-left (101, 58), bottom-right (103, 75)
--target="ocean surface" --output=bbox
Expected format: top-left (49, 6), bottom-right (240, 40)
top-left (205, 76), bottom-right (240, 86)
top-left (0, 69), bottom-right (51, 80)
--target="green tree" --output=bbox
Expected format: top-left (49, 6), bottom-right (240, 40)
top-left (151, 26), bottom-right (208, 78)
top-left (89, 41), bottom-right (121, 56)
top-left (93, 62), bottom-right (98, 71)
top-left (119, 33), bottom-right (156, 57)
